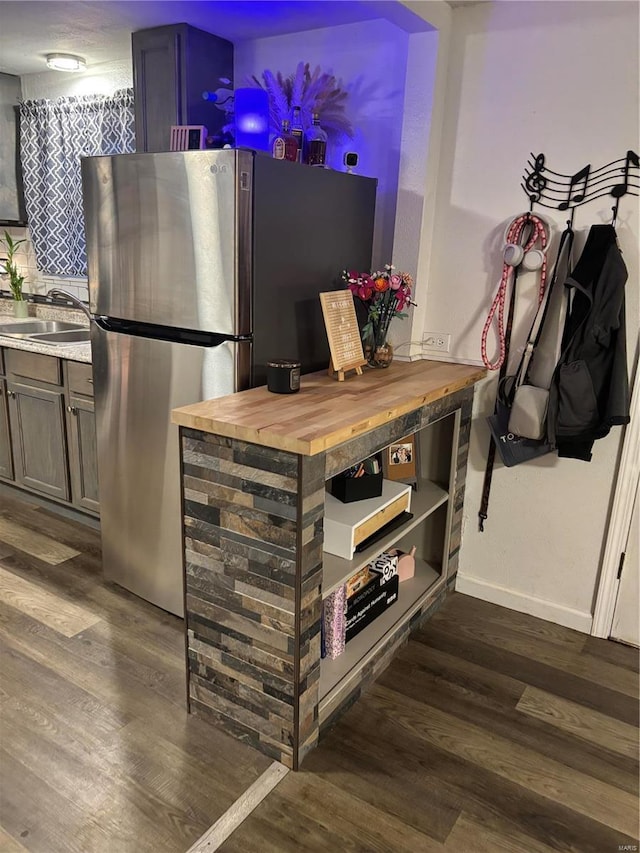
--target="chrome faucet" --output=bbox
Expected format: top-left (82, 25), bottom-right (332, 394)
top-left (46, 288), bottom-right (92, 322)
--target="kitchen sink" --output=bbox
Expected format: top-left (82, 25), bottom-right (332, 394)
top-left (0, 320), bottom-right (87, 337)
top-left (28, 329), bottom-right (92, 344)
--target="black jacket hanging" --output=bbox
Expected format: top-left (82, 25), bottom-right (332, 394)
top-left (547, 224), bottom-right (630, 461)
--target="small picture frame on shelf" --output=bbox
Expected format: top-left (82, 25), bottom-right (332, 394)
top-left (383, 433), bottom-right (418, 487)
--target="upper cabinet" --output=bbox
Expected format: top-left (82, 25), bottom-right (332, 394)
top-left (0, 72), bottom-right (27, 225)
top-left (132, 23), bottom-right (234, 153)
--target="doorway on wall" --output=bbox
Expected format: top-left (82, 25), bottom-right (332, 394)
top-left (592, 365), bottom-right (639, 648)
top-left (610, 478), bottom-right (639, 646)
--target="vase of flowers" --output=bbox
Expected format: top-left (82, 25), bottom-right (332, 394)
top-left (1, 231), bottom-right (28, 317)
top-left (342, 265), bottom-right (415, 368)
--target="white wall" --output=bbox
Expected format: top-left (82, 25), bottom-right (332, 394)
top-left (423, 0), bottom-right (639, 631)
top-left (389, 28), bottom-right (442, 356)
top-left (20, 59), bottom-right (132, 101)
top-left (234, 18), bottom-right (412, 266)
top-left (394, 0), bottom-right (453, 356)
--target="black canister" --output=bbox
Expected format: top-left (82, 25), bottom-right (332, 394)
top-left (267, 359), bottom-right (301, 394)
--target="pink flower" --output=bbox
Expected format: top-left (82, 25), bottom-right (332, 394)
top-left (344, 264), bottom-right (414, 316)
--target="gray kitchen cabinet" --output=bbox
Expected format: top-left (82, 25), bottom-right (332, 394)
top-left (0, 72), bottom-right (27, 225)
top-left (132, 23), bottom-right (234, 153)
top-left (0, 349), bottom-right (13, 480)
top-left (65, 362), bottom-right (99, 515)
top-left (0, 378), bottom-right (14, 480)
top-left (7, 378), bottom-right (70, 501)
top-left (0, 349), bottom-right (99, 517)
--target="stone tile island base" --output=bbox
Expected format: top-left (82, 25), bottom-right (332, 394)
top-left (182, 433), bottom-right (324, 768)
top-left (175, 363), bottom-right (481, 770)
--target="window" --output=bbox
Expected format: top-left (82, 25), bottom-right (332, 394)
top-left (19, 89), bottom-right (135, 276)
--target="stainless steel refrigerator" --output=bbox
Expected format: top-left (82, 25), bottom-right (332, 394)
top-left (82, 149), bottom-right (376, 616)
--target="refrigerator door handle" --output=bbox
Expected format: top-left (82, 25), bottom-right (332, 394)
top-left (94, 316), bottom-right (252, 347)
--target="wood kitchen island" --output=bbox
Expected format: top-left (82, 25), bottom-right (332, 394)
top-left (172, 359), bottom-right (485, 769)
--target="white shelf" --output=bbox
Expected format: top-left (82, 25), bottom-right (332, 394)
top-left (322, 479), bottom-right (448, 598)
top-left (324, 479), bottom-right (412, 561)
top-left (319, 558), bottom-right (441, 703)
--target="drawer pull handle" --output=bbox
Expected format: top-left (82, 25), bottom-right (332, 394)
top-left (7, 390), bottom-right (15, 398)
top-left (67, 405), bottom-right (77, 415)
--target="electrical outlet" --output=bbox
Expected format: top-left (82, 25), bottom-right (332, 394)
top-left (423, 332), bottom-right (451, 353)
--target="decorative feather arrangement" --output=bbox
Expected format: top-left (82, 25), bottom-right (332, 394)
top-left (248, 62), bottom-right (353, 144)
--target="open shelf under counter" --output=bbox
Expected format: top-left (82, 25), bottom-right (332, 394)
top-left (322, 479), bottom-right (449, 598)
top-left (319, 557), bottom-right (442, 709)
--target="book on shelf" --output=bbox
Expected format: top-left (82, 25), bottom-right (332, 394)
top-left (346, 571), bottom-right (399, 642)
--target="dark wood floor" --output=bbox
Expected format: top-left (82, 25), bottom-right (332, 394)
top-left (1, 491), bottom-right (638, 853)
top-left (0, 492), bottom-right (271, 853)
top-left (221, 593), bottom-right (640, 852)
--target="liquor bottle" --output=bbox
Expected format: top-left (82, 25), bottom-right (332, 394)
top-left (303, 113), bottom-right (327, 166)
top-left (272, 129), bottom-right (286, 160)
top-left (281, 120), bottom-right (299, 162)
top-left (272, 119), bottom-right (299, 162)
top-left (290, 106), bottom-right (304, 162)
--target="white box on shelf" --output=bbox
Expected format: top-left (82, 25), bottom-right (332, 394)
top-left (324, 480), bottom-right (412, 560)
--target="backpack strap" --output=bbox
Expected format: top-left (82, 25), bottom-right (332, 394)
top-left (513, 224), bottom-right (574, 390)
top-left (478, 264), bottom-right (520, 532)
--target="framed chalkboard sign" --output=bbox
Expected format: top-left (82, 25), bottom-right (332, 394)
top-left (319, 290), bottom-right (366, 382)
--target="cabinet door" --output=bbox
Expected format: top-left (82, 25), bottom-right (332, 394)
top-left (0, 379), bottom-right (14, 480)
top-left (132, 25), bottom-right (180, 153)
top-left (66, 394), bottom-right (99, 515)
top-left (132, 23), bottom-right (233, 152)
top-left (7, 381), bottom-right (69, 500)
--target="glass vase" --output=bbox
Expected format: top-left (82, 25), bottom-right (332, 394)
top-left (13, 300), bottom-right (28, 319)
top-left (365, 340), bottom-right (394, 369)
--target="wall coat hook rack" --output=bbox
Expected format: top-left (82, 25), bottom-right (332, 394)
top-left (521, 150), bottom-right (639, 226)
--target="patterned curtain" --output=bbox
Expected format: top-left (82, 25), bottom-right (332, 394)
top-left (19, 89), bottom-right (135, 277)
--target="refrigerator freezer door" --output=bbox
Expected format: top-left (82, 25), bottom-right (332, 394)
top-left (82, 149), bottom-right (253, 336)
top-left (92, 326), bottom-right (250, 616)
top-left (251, 157), bottom-right (377, 386)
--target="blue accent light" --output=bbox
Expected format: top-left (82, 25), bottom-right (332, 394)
top-left (234, 88), bottom-right (270, 152)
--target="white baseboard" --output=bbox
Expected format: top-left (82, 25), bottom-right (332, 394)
top-left (455, 573), bottom-right (593, 634)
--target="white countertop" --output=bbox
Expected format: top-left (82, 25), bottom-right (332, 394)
top-left (0, 306), bottom-right (92, 364)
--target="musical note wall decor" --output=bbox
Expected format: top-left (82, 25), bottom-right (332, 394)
top-left (558, 165), bottom-right (590, 210)
top-left (521, 150), bottom-right (638, 222)
top-left (611, 150), bottom-right (639, 199)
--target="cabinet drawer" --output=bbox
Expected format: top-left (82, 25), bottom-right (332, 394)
top-left (5, 350), bottom-right (61, 386)
top-left (67, 361), bottom-right (94, 397)
top-left (324, 481), bottom-right (412, 560)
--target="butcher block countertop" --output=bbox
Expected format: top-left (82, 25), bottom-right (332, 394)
top-left (172, 360), bottom-right (485, 456)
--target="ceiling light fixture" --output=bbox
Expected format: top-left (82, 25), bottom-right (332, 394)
top-left (45, 53), bottom-right (86, 72)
